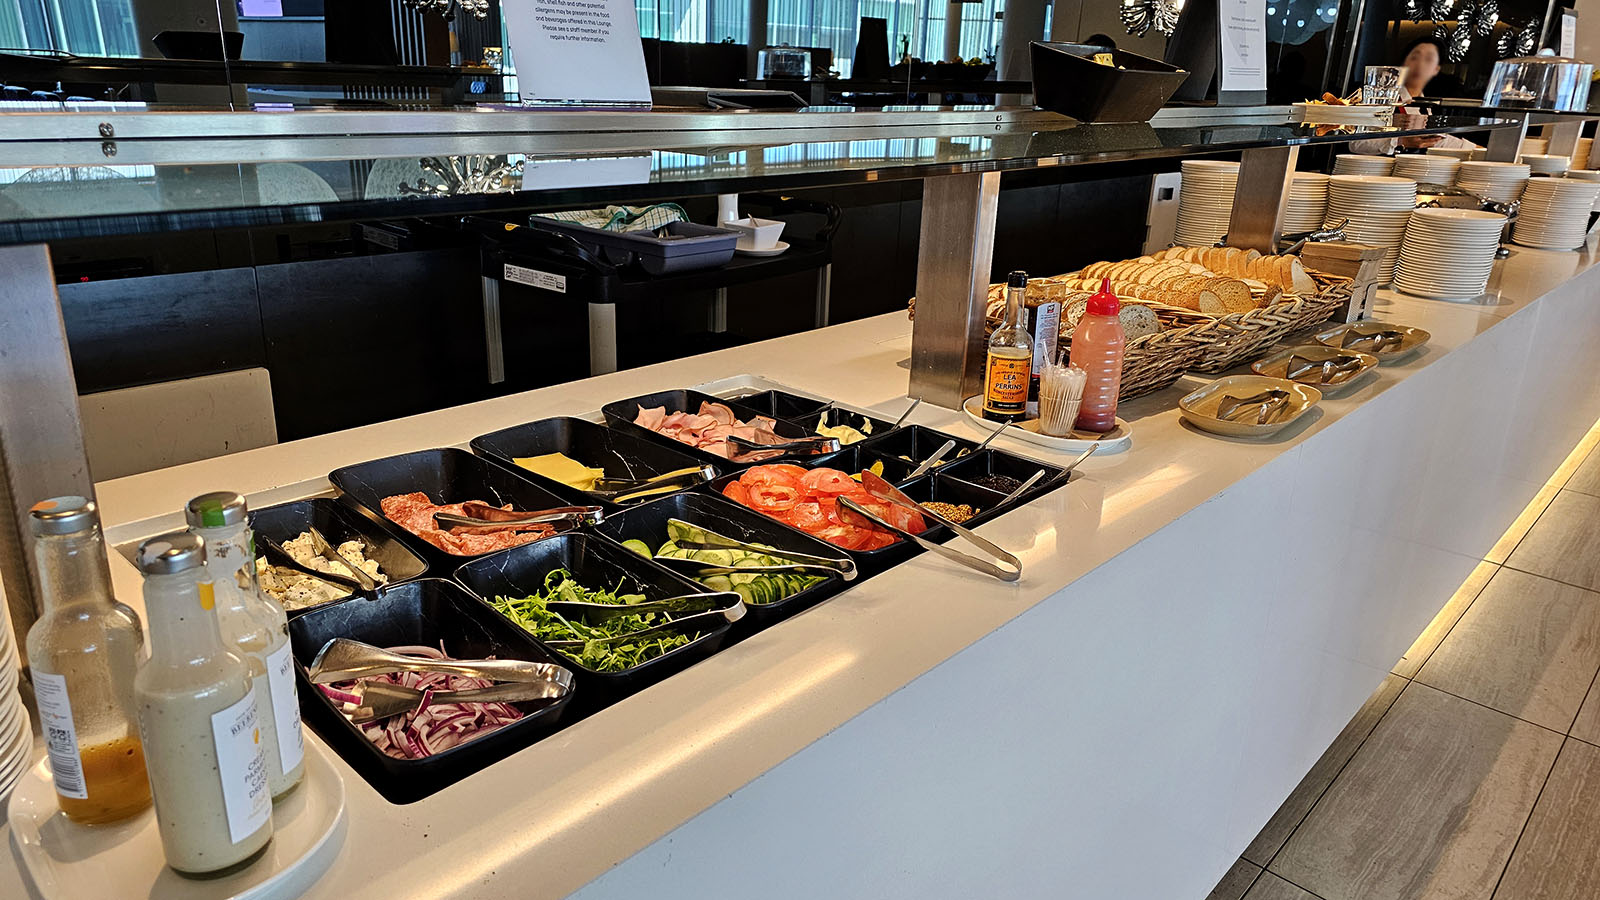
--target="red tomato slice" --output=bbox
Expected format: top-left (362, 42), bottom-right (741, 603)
top-left (814, 524), bottom-right (869, 551)
top-left (722, 481), bottom-right (751, 506)
top-left (801, 468), bottom-right (857, 496)
top-left (786, 501), bottom-right (828, 532)
top-left (746, 481), bottom-right (801, 512)
top-left (862, 531), bottom-right (897, 551)
top-left (747, 463), bottom-right (807, 482)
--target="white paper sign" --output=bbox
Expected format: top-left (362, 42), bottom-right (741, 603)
top-left (1561, 12), bottom-right (1577, 58)
top-left (1217, 0), bottom-right (1268, 93)
top-left (503, 0), bottom-right (651, 106)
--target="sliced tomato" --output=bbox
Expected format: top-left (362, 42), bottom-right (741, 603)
top-left (722, 480), bottom-right (751, 506)
top-left (746, 481), bottom-right (801, 512)
top-left (748, 463), bottom-right (807, 482)
top-left (814, 524), bottom-right (870, 551)
top-left (786, 501), bottom-right (828, 532)
top-left (801, 467), bottom-right (856, 496)
top-left (861, 531), bottom-right (898, 551)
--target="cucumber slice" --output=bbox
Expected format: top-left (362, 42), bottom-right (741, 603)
top-left (621, 539), bottom-right (652, 559)
top-left (733, 583), bottom-right (757, 604)
top-left (702, 575), bottom-right (734, 592)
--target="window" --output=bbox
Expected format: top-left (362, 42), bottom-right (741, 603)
top-left (1, 0), bottom-right (139, 56)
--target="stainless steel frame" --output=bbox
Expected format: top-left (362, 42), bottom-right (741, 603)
top-left (1227, 146), bottom-right (1299, 254)
top-left (908, 171), bottom-right (1002, 409)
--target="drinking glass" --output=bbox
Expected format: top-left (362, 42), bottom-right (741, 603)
top-left (1363, 66), bottom-right (1407, 106)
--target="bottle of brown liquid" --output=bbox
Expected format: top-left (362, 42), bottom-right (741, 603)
top-left (25, 496), bottom-right (151, 824)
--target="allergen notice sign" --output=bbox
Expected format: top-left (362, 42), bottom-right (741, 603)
top-left (503, 0), bottom-right (651, 107)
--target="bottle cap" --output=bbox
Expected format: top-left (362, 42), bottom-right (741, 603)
top-left (27, 496), bottom-right (99, 536)
top-left (1087, 277), bottom-right (1120, 316)
top-left (137, 531), bottom-right (206, 575)
top-left (185, 491), bottom-right (249, 529)
top-left (1007, 270), bottom-right (1028, 289)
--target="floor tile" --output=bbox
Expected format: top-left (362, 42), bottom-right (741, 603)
top-left (1486, 482), bottom-right (1561, 565)
top-left (1494, 739), bottom-right (1600, 900)
top-left (1568, 676), bottom-right (1600, 746)
top-left (1416, 568), bottom-right (1600, 732)
top-left (1269, 683), bottom-right (1562, 900)
top-left (1566, 446), bottom-right (1600, 498)
top-left (1505, 491), bottom-right (1600, 593)
top-left (1243, 873), bottom-right (1321, 900)
top-left (1393, 561), bottom-right (1499, 679)
top-left (1242, 675), bottom-right (1408, 866)
top-left (1207, 858), bottom-right (1263, 900)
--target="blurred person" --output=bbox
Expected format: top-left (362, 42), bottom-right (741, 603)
top-left (1349, 37), bottom-right (1474, 155)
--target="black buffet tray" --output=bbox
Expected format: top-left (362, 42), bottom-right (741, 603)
top-left (453, 532), bottom-right (733, 707)
top-left (595, 491), bottom-right (853, 632)
top-left (470, 416), bottom-right (718, 512)
top-left (939, 449), bottom-right (1069, 502)
top-left (251, 497), bottom-right (430, 615)
top-left (599, 388), bottom-right (841, 469)
top-left (287, 578), bottom-right (575, 804)
top-left (328, 447), bottom-right (572, 569)
top-left (720, 387), bottom-right (832, 420)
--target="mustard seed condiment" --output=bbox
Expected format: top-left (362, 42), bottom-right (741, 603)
top-left (920, 501), bottom-right (978, 524)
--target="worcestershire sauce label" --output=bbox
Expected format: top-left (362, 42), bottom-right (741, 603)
top-left (984, 352), bottom-right (1030, 418)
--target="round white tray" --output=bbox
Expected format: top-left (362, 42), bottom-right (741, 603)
top-left (961, 396), bottom-right (1132, 453)
top-left (8, 740), bottom-right (347, 900)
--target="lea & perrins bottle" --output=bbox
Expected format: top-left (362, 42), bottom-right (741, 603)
top-left (24, 496), bottom-right (152, 825)
top-left (983, 270), bottom-right (1033, 423)
top-left (1069, 277), bottom-right (1126, 432)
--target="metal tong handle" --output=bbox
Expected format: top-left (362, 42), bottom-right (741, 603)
top-left (727, 434), bottom-right (842, 455)
top-left (257, 535), bottom-right (366, 594)
top-left (891, 397), bottom-right (922, 429)
top-left (589, 465), bottom-right (716, 497)
top-left (543, 603), bottom-right (745, 647)
top-left (998, 469), bottom-right (1047, 507)
top-left (433, 505), bottom-right (604, 531)
top-left (308, 526), bottom-right (379, 592)
top-left (837, 496), bottom-right (1021, 582)
top-left (1216, 389), bottom-right (1289, 421)
top-left (909, 439), bottom-right (957, 478)
top-left (652, 556), bottom-right (845, 579)
top-left (668, 520), bottom-right (858, 580)
top-left (306, 638), bottom-right (565, 684)
top-left (545, 590), bottom-right (742, 623)
top-left (1341, 328), bottom-right (1404, 352)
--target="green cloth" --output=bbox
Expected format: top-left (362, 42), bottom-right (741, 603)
top-left (535, 203), bottom-right (689, 233)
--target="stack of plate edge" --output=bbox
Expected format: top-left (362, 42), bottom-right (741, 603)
top-left (1522, 154), bottom-right (1571, 176)
top-left (1393, 210), bottom-right (1506, 299)
top-left (1513, 180), bottom-right (1600, 250)
top-left (1283, 174), bottom-right (1329, 232)
top-left (1457, 163), bottom-right (1530, 204)
top-left (1392, 157), bottom-right (1460, 186)
top-left (1175, 165), bottom-right (1239, 245)
top-left (0, 594), bottom-right (33, 803)
top-left (1327, 177), bottom-right (1416, 282)
top-left (1332, 155), bottom-right (1395, 176)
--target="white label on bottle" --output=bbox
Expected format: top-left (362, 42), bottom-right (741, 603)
top-left (34, 671), bottom-right (87, 799)
top-left (265, 642), bottom-right (304, 773)
top-left (210, 689), bottom-right (272, 845)
top-left (504, 263), bottom-right (567, 293)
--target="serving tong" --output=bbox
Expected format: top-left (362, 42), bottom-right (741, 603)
top-left (1216, 389), bottom-right (1292, 425)
top-left (543, 590), bottom-right (741, 624)
top-left (727, 433), bottom-right (842, 457)
top-left (837, 471), bottom-right (1022, 582)
top-left (541, 593), bottom-right (746, 648)
top-left (433, 501), bottom-right (605, 532)
top-left (1286, 352), bottom-right (1365, 386)
top-left (307, 638), bottom-right (569, 685)
top-left (652, 519), bottom-right (859, 581)
top-left (336, 677), bottom-right (572, 724)
top-left (1339, 328), bottom-right (1406, 353)
top-left (257, 533), bottom-right (373, 596)
top-left (588, 464), bottom-right (717, 500)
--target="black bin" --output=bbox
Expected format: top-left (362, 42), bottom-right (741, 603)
top-left (251, 497), bottom-right (429, 614)
top-left (1030, 41), bottom-right (1188, 123)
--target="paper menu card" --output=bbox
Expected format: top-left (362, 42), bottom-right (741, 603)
top-left (502, 0), bottom-right (651, 107)
top-left (1217, 0), bottom-right (1267, 93)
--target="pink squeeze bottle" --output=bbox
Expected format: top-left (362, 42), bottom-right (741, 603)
top-left (1069, 278), bottom-right (1125, 432)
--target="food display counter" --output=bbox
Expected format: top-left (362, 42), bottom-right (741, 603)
top-left (4, 105), bottom-right (1596, 899)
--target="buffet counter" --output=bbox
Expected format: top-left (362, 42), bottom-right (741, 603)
top-left (5, 240), bottom-right (1600, 899)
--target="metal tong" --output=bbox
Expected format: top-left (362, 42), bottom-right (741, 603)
top-left (1279, 219), bottom-right (1350, 255)
top-left (653, 519), bottom-right (859, 581)
top-left (308, 526), bottom-right (380, 592)
top-left (1217, 389), bottom-right (1292, 425)
top-left (588, 465), bottom-right (717, 500)
top-left (838, 471), bottom-right (1022, 582)
top-left (726, 433), bottom-right (842, 456)
top-left (541, 594), bottom-right (746, 648)
top-left (336, 674), bottom-right (573, 724)
top-left (1340, 328), bottom-right (1405, 353)
top-left (433, 501), bottom-right (604, 532)
top-left (544, 590), bottom-right (742, 623)
top-left (306, 638), bottom-right (569, 685)
top-left (257, 534), bottom-right (368, 595)
top-left (1287, 353), bottom-right (1365, 386)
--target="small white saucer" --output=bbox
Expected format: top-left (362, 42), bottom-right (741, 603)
top-left (736, 240), bottom-right (790, 257)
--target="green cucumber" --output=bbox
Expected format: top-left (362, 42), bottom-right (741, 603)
top-left (621, 539), bottom-right (652, 559)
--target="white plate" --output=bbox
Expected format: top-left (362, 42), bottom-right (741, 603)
top-left (8, 741), bottom-right (348, 900)
top-left (961, 397), bottom-right (1132, 454)
top-left (736, 240), bottom-right (790, 257)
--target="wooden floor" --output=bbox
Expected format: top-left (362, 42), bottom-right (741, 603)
top-left (1210, 429), bottom-right (1600, 900)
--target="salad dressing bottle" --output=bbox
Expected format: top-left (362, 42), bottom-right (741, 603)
top-left (134, 532), bottom-right (273, 874)
top-left (186, 492), bottom-right (304, 799)
top-left (983, 270), bottom-right (1033, 423)
top-left (24, 496), bottom-right (151, 824)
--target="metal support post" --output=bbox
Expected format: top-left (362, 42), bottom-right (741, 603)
top-left (480, 275), bottom-right (506, 384)
top-left (589, 303), bottom-right (620, 375)
top-left (814, 263), bottom-right (832, 328)
top-left (1484, 115), bottom-right (1531, 162)
top-left (0, 245), bottom-right (97, 667)
top-left (908, 171), bottom-right (1001, 409)
top-left (1541, 120), bottom-right (1583, 159)
top-left (710, 288), bottom-right (729, 333)
top-left (1226, 145), bottom-right (1298, 254)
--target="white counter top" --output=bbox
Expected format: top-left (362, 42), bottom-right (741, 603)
top-left (5, 239), bottom-right (1600, 900)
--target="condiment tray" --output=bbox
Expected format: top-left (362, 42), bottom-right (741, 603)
top-left (961, 396), bottom-right (1132, 453)
top-left (1178, 375), bottom-right (1322, 438)
top-left (7, 742), bottom-right (347, 900)
top-left (1251, 345), bottom-right (1380, 396)
top-left (1313, 322), bottom-right (1431, 363)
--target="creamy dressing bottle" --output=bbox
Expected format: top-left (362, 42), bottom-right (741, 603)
top-left (134, 532), bottom-right (273, 874)
top-left (24, 496), bottom-right (151, 824)
top-left (185, 492), bottom-right (304, 799)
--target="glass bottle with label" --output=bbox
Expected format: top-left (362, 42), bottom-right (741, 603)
top-left (134, 532), bottom-right (273, 874)
top-left (24, 496), bottom-right (151, 825)
top-left (185, 492), bottom-right (304, 799)
top-left (983, 270), bottom-right (1033, 423)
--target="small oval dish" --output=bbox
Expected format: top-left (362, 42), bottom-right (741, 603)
top-left (1251, 344), bottom-right (1380, 396)
top-left (1179, 374), bottom-right (1322, 439)
top-left (1312, 321), bottom-right (1430, 363)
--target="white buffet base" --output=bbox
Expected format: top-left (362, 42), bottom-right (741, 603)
top-left (5, 242), bottom-right (1600, 900)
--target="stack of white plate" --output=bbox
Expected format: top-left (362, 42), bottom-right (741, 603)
top-left (1427, 146), bottom-right (1479, 162)
top-left (1578, 137), bottom-right (1595, 169)
top-left (1393, 154), bottom-right (1461, 185)
top-left (1393, 208), bottom-right (1507, 300)
top-left (1332, 154), bottom-right (1395, 176)
top-left (1563, 169), bottom-right (1600, 211)
top-left (1326, 174), bottom-right (1417, 283)
top-left (1521, 136), bottom-right (1550, 156)
top-left (1522, 153), bottom-right (1571, 176)
top-left (1283, 172), bottom-right (1331, 232)
top-left (1456, 160), bottom-right (1531, 203)
top-left (1512, 177), bottom-right (1600, 250)
top-left (0, 591), bottom-right (34, 804)
top-left (1175, 160), bottom-right (1240, 247)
